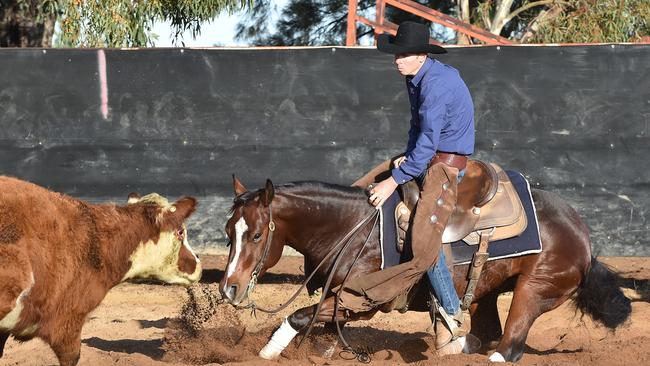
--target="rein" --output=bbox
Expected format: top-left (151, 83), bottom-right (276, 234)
top-left (237, 205), bottom-right (380, 316)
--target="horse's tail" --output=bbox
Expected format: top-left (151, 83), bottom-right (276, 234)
top-left (575, 257), bottom-right (631, 329)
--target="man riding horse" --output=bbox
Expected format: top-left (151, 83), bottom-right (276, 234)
top-left (337, 21), bottom-right (474, 354)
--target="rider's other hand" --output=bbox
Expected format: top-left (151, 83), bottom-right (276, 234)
top-left (368, 176), bottom-right (398, 208)
top-left (393, 156), bottom-right (407, 168)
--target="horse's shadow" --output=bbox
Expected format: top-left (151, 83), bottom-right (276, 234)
top-left (82, 337), bottom-right (164, 359)
top-left (334, 327), bottom-right (433, 363)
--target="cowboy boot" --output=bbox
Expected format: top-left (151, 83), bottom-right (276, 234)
top-left (434, 308), bottom-right (471, 349)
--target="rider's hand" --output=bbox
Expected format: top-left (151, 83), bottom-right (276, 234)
top-left (368, 176), bottom-right (398, 208)
top-left (393, 156), bottom-right (407, 168)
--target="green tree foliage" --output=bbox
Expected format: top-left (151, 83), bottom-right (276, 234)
top-left (530, 0), bottom-right (650, 43)
top-left (0, 0), bottom-right (252, 47)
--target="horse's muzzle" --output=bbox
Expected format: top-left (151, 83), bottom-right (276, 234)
top-left (221, 283), bottom-right (247, 306)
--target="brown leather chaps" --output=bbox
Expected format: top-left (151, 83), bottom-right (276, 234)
top-left (338, 162), bottom-right (460, 312)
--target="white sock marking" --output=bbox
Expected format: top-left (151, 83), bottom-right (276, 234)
top-left (489, 351), bottom-right (506, 362)
top-left (259, 317), bottom-right (299, 359)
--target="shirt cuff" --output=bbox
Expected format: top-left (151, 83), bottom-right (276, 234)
top-left (391, 167), bottom-right (413, 184)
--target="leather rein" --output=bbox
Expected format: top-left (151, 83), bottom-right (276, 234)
top-left (235, 203), bottom-right (379, 316)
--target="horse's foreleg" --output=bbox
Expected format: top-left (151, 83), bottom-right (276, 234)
top-left (259, 297), bottom-right (344, 359)
top-left (259, 296), bottom-right (377, 359)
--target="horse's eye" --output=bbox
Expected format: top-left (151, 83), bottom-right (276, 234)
top-left (226, 241), bottom-right (231, 247)
top-left (253, 233), bottom-right (262, 242)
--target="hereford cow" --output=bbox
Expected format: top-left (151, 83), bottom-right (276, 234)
top-left (0, 176), bottom-right (202, 366)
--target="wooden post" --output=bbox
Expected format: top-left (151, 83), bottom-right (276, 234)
top-left (346, 0), bottom-right (358, 46)
top-left (375, 0), bottom-right (386, 44)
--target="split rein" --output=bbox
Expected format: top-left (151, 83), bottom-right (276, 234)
top-left (232, 201), bottom-right (381, 363)
top-left (234, 203), bottom-right (379, 315)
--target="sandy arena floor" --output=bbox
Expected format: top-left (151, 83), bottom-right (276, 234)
top-left (3, 255), bottom-right (649, 366)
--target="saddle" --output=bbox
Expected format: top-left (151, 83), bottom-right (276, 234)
top-left (397, 160), bottom-right (527, 248)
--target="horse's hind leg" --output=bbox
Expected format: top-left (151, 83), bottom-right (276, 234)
top-left (469, 290), bottom-right (502, 352)
top-left (490, 277), bottom-right (572, 363)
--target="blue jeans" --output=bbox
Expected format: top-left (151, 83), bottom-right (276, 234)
top-left (425, 168), bottom-right (464, 316)
top-left (426, 249), bottom-right (460, 315)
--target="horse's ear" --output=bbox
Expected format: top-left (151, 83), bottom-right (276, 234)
top-left (261, 179), bottom-right (275, 207)
top-left (233, 174), bottom-right (247, 196)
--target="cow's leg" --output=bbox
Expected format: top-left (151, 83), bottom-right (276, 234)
top-left (0, 332), bottom-right (9, 358)
top-left (50, 335), bottom-right (81, 366)
top-left (45, 320), bottom-right (84, 366)
top-left (469, 290), bottom-right (502, 352)
top-left (259, 296), bottom-right (377, 359)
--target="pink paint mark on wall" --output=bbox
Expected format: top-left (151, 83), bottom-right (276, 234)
top-left (97, 49), bottom-right (109, 119)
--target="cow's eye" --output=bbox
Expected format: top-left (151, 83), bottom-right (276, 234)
top-left (175, 228), bottom-right (185, 241)
top-left (253, 233), bottom-right (262, 242)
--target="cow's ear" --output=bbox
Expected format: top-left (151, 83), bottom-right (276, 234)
top-left (233, 174), bottom-right (247, 196)
top-left (162, 197), bottom-right (198, 230)
top-left (127, 192), bottom-right (141, 204)
top-left (260, 179), bottom-right (275, 207)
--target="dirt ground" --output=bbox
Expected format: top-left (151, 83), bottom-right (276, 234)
top-left (3, 255), bottom-right (649, 366)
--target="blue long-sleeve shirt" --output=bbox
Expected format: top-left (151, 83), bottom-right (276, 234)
top-left (391, 58), bottom-right (475, 184)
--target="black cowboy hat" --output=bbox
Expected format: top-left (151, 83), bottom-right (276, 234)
top-left (377, 21), bottom-right (446, 55)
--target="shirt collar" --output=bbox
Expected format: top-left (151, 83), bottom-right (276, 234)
top-left (409, 58), bottom-right (434, 87)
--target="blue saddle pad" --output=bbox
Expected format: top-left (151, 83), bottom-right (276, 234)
top-left (379, 170), bottom-right (542, 269)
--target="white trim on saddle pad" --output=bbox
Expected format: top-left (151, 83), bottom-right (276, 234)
top-left (379, 207), bottom-right (385, 270)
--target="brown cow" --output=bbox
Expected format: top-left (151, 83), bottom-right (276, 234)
top-left (0, 176), bottom-right (202, 365)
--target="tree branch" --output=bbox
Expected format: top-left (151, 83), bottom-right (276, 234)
top-left (503, 0), bottom-right (570, 29)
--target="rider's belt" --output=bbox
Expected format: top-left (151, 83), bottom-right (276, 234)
top-left (429, 152), bottom-right (468, 171)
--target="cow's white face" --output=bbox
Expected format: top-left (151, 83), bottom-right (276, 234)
top-left (121, 193), bottom-right (202, 285)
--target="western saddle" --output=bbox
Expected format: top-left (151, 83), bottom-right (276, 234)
top-left (352, 157), bottom-right (528, 310)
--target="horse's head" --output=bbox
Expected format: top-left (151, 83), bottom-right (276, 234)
top-left (220, 176), bottom-right (280, 305)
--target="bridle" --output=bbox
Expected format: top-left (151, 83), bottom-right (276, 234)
top-left (243, 203), bottom-right (276, 298)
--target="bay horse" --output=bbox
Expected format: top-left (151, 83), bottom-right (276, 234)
top-left (219, 177), bottom-right (631, 363)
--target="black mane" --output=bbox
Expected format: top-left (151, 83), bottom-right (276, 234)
top-left (230, 181), bottom-right (366, 213)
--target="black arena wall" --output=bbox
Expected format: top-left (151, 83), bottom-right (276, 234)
top-left (0, 46), bottom-right (648, 255)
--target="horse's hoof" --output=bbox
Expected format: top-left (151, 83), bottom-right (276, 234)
top-left (489, 351), bottom-right (506, 362)
top-left (462, 333), bottom-right (482, 354)
top-left (258, 344), bottom-right (281, 360)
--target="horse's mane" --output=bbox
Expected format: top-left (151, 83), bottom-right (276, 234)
top-left (229, 181), bottom-right (366, 213)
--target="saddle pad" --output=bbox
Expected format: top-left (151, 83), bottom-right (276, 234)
top-left (450, 170), bottom-right (542, 265)
top-left (379, 190), bottom-right (402, 269)
top-left (379, 170), bottom-right (541, 269)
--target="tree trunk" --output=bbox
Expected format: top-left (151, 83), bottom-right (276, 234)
top-left (457, 0), bottom-right (471, 44)
top-left (490, 0), bottom-right (515, 35)
top-left (0, 1), bottom-right (56, 47)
